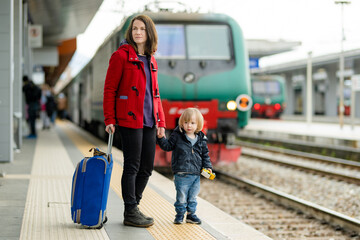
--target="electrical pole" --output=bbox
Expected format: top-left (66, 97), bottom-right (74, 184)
top-left (306, 51), bottom-right (312, 126)
top-left (335, 0), bottom-right (351, 129)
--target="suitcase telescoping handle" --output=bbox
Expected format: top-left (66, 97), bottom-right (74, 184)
top-left (107, 129), bottom-right (114, 159)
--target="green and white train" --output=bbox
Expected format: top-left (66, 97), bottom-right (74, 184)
top-left (65, 11), bottom-right (252, 146)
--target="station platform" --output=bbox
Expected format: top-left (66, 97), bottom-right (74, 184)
top-left (0, 120), bottom-right (271, 240)
top-left (242, 118), bottom-right (360, 149)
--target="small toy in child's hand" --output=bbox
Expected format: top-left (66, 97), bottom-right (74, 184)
top-left (201, 168), bottom-right (216, 180)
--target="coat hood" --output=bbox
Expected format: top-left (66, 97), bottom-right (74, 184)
top-left (116, 39), bottom-right (141, 62)
top-left (117, 39), bottom-right (131, 52)
top-left (119, 39), bottom-right (128, 47)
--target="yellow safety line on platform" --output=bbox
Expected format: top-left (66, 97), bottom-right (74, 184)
top-left (19, 128), bottom-right (110, 240)
top-left (3, 174), bottom-right (31, 179)
top-left (60, 121), bottom-right (216, 240)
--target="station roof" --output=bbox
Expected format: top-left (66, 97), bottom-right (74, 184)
top-left (26, 1), bottom-right (299, 87)
top-left (246, 39), bottom-right (301, 59)
top-left (28, 0), bottom-right (103, 46)
top-left (253, 48), bottom-right (360, 74)
top-left (28, 0), bottom-right (103, 86)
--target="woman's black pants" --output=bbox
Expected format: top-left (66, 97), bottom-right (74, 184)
top-left (118, 126), bottom-right (156, 212)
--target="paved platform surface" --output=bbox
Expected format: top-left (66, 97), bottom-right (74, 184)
top-left (0, 120), bottom-right (272, 240)
top-left (243, 118), bottom-right (360, 148)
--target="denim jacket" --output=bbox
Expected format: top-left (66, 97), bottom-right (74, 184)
top-left (157, 126), bottom-right (212, 175)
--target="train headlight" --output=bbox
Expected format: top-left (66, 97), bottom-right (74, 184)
top-left (226, 100), bottom-right (237, 111)
top-left (254, 103), bottom-right (261, 110)
top-left (235, 94), bottom-right (253, 112)
top-left (265, 97), bottom-right (271, 105)
top-left (183, 72), bottom-right (195, 83)
top-left (274, 103), bottom-right (281, 110)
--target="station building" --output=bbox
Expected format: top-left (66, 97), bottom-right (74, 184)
top-left (251, 48), bottom-right (360, 119)
top-left (0, 0), bottom-right (103, 162)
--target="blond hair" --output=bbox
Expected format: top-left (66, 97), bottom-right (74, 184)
top-left (178, 108), bottom-right (204, 133)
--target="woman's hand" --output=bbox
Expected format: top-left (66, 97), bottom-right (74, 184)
top-left (105, 124), bottom-right (115, 134)
top-left (157, 127), bottom-right (165, 138)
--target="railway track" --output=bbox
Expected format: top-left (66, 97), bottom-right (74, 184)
top-left (237, 134), bottom-right (360, 161)
top-left (199, 139), bottom-right (360, 238)
top-left (200, 171), bottom-right (360, 239)
top-left (236, 140), bottom-right (360, 186)
top-left (217, 170), bottom-right (359, 234)
top-left (157, 139), bottom-right (360, 239)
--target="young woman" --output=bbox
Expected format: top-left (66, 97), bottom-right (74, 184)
top-left (157, 108), bottom-right (213, 224)
top-left (103, 15), bottom-right (166, 228)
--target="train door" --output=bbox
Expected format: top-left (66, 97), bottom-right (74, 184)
top-left (78, 83), bottom-right (83, 126)
top-left (81, 66), bottom-right (92, 129)
top-left (71, 83), bottom-right (80, 124)
top-left (314, 80), bottom-right (326, 115)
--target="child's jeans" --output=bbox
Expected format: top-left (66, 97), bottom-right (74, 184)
top-left (174, 173), bottom-right (200, 215)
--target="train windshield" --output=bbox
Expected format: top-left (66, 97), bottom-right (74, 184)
top-left (252, 81), bottom-right (281, 96)
top-left (156, 25), bottom-right (186, 59)
top-left (156, 24), bottom-right (231, 60)
top-left (186, 25), bottom-right (231, 60)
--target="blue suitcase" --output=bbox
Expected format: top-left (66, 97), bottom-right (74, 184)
top-left (71, 131), bottom-right (114, 229)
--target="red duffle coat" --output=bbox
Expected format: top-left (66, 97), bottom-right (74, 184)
top-left (103, 43), bottom-right (166, 129)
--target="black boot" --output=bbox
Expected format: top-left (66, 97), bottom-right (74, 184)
top-left (123, 207), bottom-right (154, 227)
top-left (138, 208), bottom-right (154, 221)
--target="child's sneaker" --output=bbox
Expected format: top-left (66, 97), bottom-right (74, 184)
top-left (186, 214), bottom-right (201, 224)
top-left (174, 214), bottom-right (184, 224)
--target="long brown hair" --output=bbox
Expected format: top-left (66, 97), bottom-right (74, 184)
top-left (125, 15), bottom-right (158, 56)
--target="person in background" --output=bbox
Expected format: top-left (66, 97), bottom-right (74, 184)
top-left (45, 88), bottom-right (57, 125)
top-left (157, 108), bottom-right (213, 225)
top-left (57, 93), bottom-right (67, 120)
top-left (22, 76), bottom-right (41, 138)
top-left (103, 14), bottom-right (166, 228)
top-left (40, 84), bottom-right (51, 129)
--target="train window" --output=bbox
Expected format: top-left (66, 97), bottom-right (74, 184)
top-left (156, 25), bottom-right (186, 59)
top-left (252, 81), bottom-right (281, 96)
top-left (186, 25), bottom-right (231, 60)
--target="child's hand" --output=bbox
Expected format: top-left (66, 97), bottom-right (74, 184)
top-left (157, 134), bottom-right (165, 138)
top-left (207, 168), bottom-right (212, 173)
top-left (157, 127), bottom-right (165, 138)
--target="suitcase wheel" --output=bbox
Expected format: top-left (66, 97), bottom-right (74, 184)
top-left (89, 216), bottom-right (107, 229)
top-left (95, 223), bottom-right (103, 229)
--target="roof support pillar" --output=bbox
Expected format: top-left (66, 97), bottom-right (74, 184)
top-left (13, 0), bottom-right (22, 150)
top-left (0, 0), bottom-right (14, 162)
